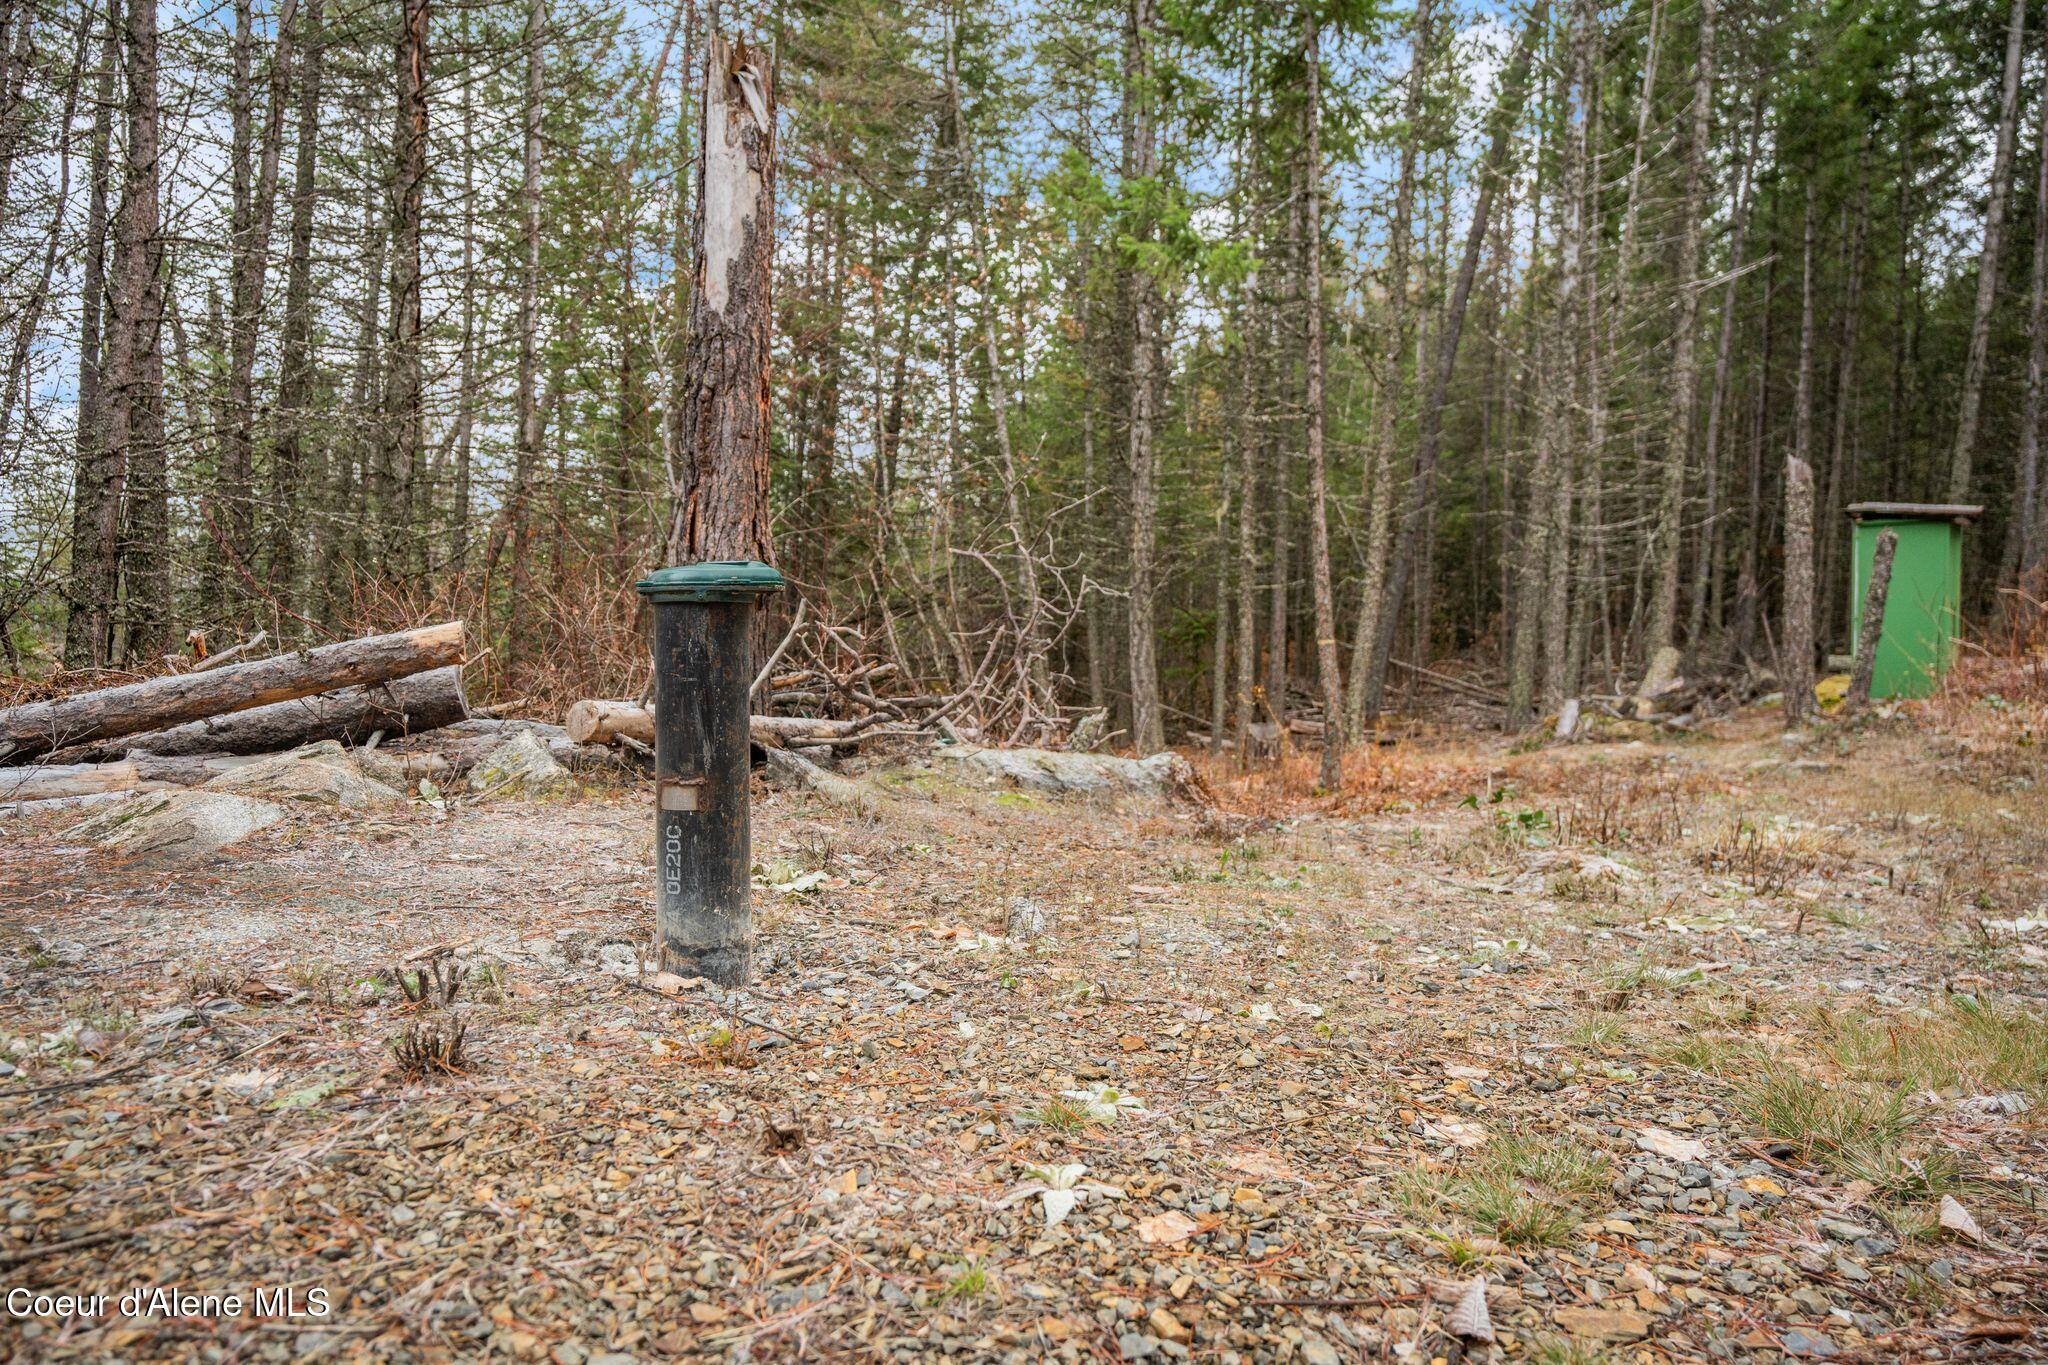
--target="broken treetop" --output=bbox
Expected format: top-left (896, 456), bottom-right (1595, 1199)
top-left (634, 561), bottom-right (784, 604)
top-left (1845, 503), bottom-right (1984, 523)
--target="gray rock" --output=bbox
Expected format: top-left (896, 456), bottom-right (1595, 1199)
top-left (1300, 1341), bottom-right (1341, 1365)
top-left (203, 740), bottom-right (402, 808)
top-left (1006, 898), bottom-right (1053, 940)
top-left (69, 790), bottom-right (285, 859)
top-left (468, 731), bottom-right (571, 795)
top-left (1781, 1328), bottom-right (1837, 1358)
top-left (1118, 1331), bottom-right (1157, 1360)
top-left (935, 745), bottom-right (1197, 799)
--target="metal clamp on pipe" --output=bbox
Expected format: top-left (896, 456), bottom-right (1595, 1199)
top-left (634, 560), bottom-right (784, 986)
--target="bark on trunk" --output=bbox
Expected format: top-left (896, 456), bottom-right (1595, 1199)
top-left (1818, 161), bottom-right (1871, 644)
top-left (1948, 0), bottom-right (2027, 504)
top-left (1346, 0), bottom-right (1429, 733)
top-left (1783, 186), bottom-right (1820, 729)
top-left (1124, 0), bottom-right (1165, 755)
top-left (114, 0), bottom-right (169, 662)
top-left (2006, 27), bottom-right (2048, 600)
top-left (381, 0), bottom-right (429, 549)
top-left (1300, 7), bottom-right (1343, 788)
top-left (217, 0), bottom-right (296, 605)
top-left (0, 763), bottom-right (142, 803)
top-left (1646, 0), bottom-right (1716, 656)
top-left (0, 622), bottom-right (466, 763)
top-left (1845, 529), bottom-right (1898, 712)
top-left (508, 0), bottom-right (544, 669)
top-left (60, 0), bottom-right (121, 669)
top-left (268, 0), bottom-right (322, 611)
top-left (565, 698), bottom-right (656, 746)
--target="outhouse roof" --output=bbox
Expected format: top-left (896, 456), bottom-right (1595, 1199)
top-left (1844, 502), bottom-right (1984, 522)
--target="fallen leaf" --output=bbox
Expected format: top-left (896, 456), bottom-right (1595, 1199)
top-left (1940, 1194), bottom-right (1989, 1244)
top-left (1136, 1210), bottom-right (1200, 1245)
top-left (1446, 1278), bottom-right (1493, 1342)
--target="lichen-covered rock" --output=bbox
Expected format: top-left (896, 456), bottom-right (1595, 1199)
top-left (935, 745), bottom-right (1198, 799)
top-left (68, 790), bottom-right (284, 858)
top-left (203, 740), bottom-right (402, 808)
top-left (467, 731), bottom-right (570, 795)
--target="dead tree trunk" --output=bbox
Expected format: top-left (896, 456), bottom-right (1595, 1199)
top-left (0, 623), bottom-right (467, 763)
top-left (1845, 529), bottom-right (1898, 712)
top-left (668, 32), bottom-right (777, 583)
top-left (1783, 185), bottom-right (1820, 729)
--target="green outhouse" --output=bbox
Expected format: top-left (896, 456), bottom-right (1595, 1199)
top-left (1844, 503), bottom-right (1982, 699)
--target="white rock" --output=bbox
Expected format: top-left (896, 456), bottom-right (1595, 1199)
top-left (204, 740), bottom-right (402, 808)
top-left (69, 790), bottom-right (284, 859)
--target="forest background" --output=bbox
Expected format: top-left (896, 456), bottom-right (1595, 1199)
top-left (1, 0), bottom-right (2043, 765)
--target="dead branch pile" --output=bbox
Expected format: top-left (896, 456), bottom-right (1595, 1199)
top-left (562, 604), bottom-right (1063, 761)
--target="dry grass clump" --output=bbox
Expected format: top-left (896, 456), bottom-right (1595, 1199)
top-left (1739, 1065), bottom-right (1974, 1201)
top-left (1818, 997), bottom-right (2048, 1098)
top-left (1397, 1136), bottom-right (1611, 1250)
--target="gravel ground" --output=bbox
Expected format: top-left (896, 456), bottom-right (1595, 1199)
top-left (2, 702), bottom-right (2046, 1362)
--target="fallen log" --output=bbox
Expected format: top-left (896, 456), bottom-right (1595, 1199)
top-left (565, 698), bottom-right (653, 746)
top-left (66, 665), bottom-right (468, 761)
top-left (0, 761), bottom-right (142, 802)
top-left (0, 790), bottom-right (134, 818)
top-left (0, 622), bottom-right (466, 764)
top-left (564, 700), bottom-right (878, 750)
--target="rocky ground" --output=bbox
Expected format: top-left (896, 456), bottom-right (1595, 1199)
top-left (2, 690), bottom-right (2047, 1363)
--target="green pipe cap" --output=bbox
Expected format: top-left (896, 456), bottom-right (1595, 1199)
top-left (635, 560), bottom-right (785, 603)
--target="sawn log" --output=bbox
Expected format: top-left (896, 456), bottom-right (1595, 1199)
top-left (0, 623), bottom-right (465, 764)
top-left (69, 665), bottom-right (469, 760)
